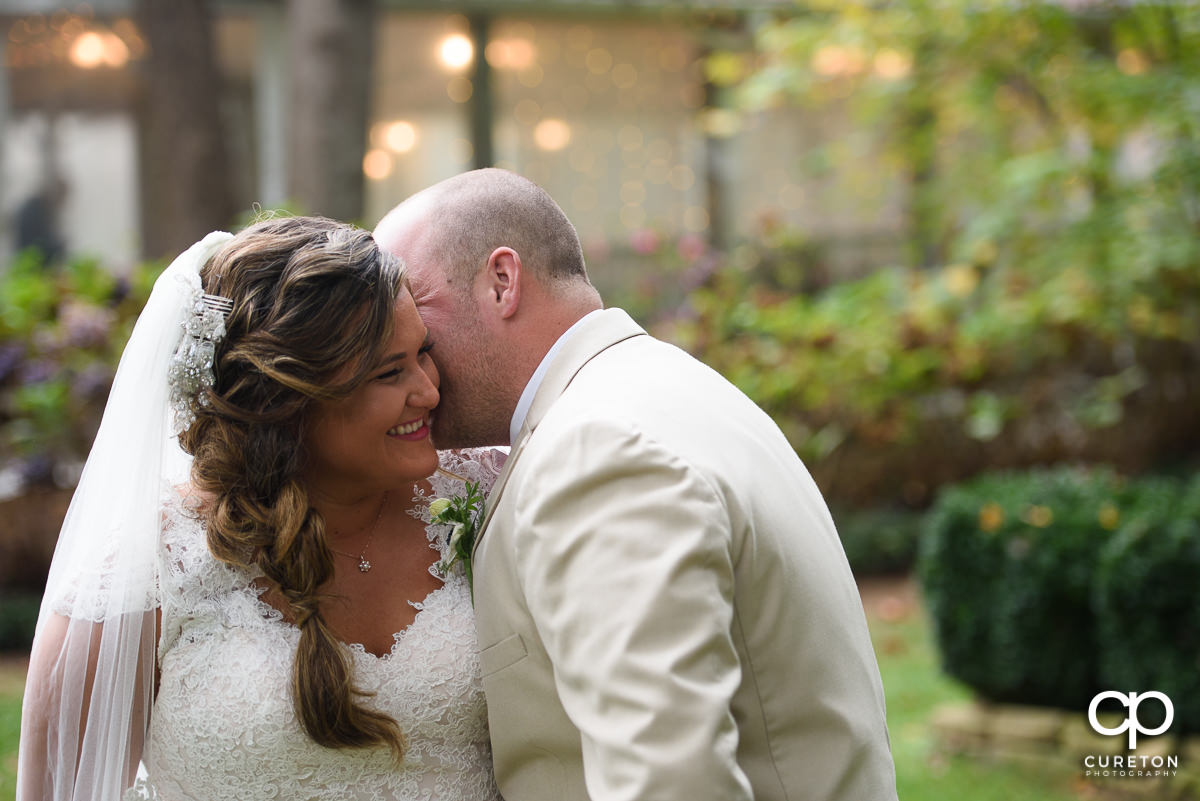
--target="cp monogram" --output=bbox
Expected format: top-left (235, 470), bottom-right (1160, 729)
top-left (1088, 691), bottom-right (1174, 749)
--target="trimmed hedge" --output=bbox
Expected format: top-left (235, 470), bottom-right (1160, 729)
top-left (919, 467), bottom-right (1200, 732)
top-left (1093, 475), bottom-right (1200, 734)
top-left (0, 593), bottom-right (39, 652)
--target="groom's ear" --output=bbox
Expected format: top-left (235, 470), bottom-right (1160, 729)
top-left (483, 247), bottom-right (521, 320)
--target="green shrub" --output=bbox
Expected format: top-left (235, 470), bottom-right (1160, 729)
top-left (919, 467), bottom-right (1121, 708)
top-left (0, 593), bottom-right (40, 652)
top-left (0, 250), bottom-right (160, 487)
top-left (1093, 475), bottom-right (1200, 733)
top-left (919, 467), bottom-right (1200, 732)
top-left (834, 505), bottom-right (923, 576)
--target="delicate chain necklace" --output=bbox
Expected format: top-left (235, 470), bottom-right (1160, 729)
top-left (329, 491), bottom-right (389, 573)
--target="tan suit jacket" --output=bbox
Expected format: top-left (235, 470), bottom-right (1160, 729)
top-left (473, 309), bottom-right (897, 801)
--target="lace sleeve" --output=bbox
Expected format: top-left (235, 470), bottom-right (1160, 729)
top-left (412, 448), bottom-right (508, 525)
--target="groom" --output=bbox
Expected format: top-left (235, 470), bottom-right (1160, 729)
top-left (375, 169), bottom-right (897, 801)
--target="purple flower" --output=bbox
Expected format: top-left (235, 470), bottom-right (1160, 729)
top-left (60, 301), bottom-right (116, 349)
top-left (110, 276), bottom-right (132, 305)
top-left (0, 344), bottom-right (25, 384)
top-left (20, 359), bottom-right (57, 385)
top-left (18, 454), bottom-right (55, 488)
top-left (71, 364), bottom-right (112, 400)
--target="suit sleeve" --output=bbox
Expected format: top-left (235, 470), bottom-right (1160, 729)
top-left (512, 419), bottom-right (755, 801)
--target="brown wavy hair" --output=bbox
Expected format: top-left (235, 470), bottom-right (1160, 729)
top-left (177, 215), bottom-right (407, 759)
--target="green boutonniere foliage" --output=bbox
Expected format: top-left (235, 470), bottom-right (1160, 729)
top-left (431, 481), bottom-right (486, 592)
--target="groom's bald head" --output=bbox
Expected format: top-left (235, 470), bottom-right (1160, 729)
top-left (375, 168), bottom-right (593, 300)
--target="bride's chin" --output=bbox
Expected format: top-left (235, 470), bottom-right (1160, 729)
top-left (407, 448), bottom-right (441, 481)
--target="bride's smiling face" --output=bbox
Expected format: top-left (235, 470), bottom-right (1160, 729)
top-left (302, 289), bottom-right (440, 500)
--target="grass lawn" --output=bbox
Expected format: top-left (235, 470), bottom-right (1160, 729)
top-left (862, 578), bottom-right (1086, 801)
top-left (0, 657), bottom-right (24, 801)
top-left (0, 580), bottom-right (1090, 801)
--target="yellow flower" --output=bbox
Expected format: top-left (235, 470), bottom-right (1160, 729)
top-left (1098, 503), bottom-right (1120, 530)
top-left (979, 503), bottom-right (1005, 532)
top-left (1023, 505), bottom-right (1054, 528)
top-left (943, 264), bottom-right (979, 298)
top-left (428, 497), bottom-right (453, 519)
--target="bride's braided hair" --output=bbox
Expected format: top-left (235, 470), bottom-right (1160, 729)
top-left (177, 215), bottom-right (407, 759)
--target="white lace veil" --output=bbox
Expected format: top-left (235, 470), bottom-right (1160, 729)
top-left (17, 231), bottom-right (234, 801)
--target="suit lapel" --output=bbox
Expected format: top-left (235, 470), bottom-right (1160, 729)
top-left (472, 309), bottom-right (646, 556)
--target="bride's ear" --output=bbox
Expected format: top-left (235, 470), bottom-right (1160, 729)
top-left (483, 247), bottom-right (521, 319)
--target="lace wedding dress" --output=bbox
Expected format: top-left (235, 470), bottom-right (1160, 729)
top-left (126, 450), bottom-right (506, 801)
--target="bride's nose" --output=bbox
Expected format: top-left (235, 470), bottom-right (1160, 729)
top-left (412, 361), bottom-right (440, 409)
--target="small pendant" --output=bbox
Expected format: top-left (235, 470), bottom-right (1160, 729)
top-left (358, 557), bottom-right (371, 573)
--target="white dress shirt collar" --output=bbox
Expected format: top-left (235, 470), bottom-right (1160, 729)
top-left (509, 309), bottom-right (604, 445)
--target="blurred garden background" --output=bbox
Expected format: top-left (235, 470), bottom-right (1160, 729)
top-left (1, 0), bottom-right (1198, 798)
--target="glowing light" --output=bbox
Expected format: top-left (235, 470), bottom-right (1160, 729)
top-left (585, 48), bottom-right (613, 75)
top-left (683, 206), bottom-right (710, 232)
top-left (620, 205), bottom-right (646, 229)
top-left (486, 38), bottom-right (536, 70)
top-left (569, 148), bottom-right (595, 173)
top-left (617, 125), bottom-right (644, 152)
top-left (447, 76), bottom-right (473, 103)
top-left (620, 181), bottom-right (646, 205)
top-left (69, 31), bottom-right (105, 68)
top-left (589, 129), bottom-right (616, 154)
top-left (363, 149), bottom-right (393, 181)
top-left (646, 139), bottom-right (673, 161)
top-left (646, 159), bottom-right (671, 184)
top-left (669, 164), bottom-right (695, 191)
top-left (518, 64), bottom-right (544, 88)
top-left (438, 34), bottom-right (474, 71)
top-left (102, 32), bottom-right (129, 67)
top-left (611, 63), bottom-right (638, 89)
top-left (383, 121), bottom-right (418, 153)
top-left (621, 146), bottom-right (646, 167)
top-left (514, 99), bottom-right (541, 126)
top-left (60, 17), bottom-right (86, 40)
top-left (534, 118), bottom-right (572, 151)
top-left (113, 18), bottom-right (146, 57)
top-left (68, 29), bottom-right (129, 68)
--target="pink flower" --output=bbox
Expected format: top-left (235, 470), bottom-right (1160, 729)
top-left (630, 229), bottom-right (661, 255)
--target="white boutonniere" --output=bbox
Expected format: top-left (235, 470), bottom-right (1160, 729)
top-left (431, 480), bottom-right (486, 595)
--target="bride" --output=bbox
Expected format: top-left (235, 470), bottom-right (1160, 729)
top-left (17, 217), bottom-right (505, 800)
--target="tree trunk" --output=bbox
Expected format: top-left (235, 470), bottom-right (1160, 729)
top-left (287, 0), bottom-right (375, 223)
top-left (903, 40), bottom-right (939, 270)
top-left (135, 0), bottom-right (236, 261)
top-left (467, 13), bottom-right (494, 169)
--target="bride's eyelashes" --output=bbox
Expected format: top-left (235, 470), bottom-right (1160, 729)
top-left (373, 343), bottom-right (435, 382)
